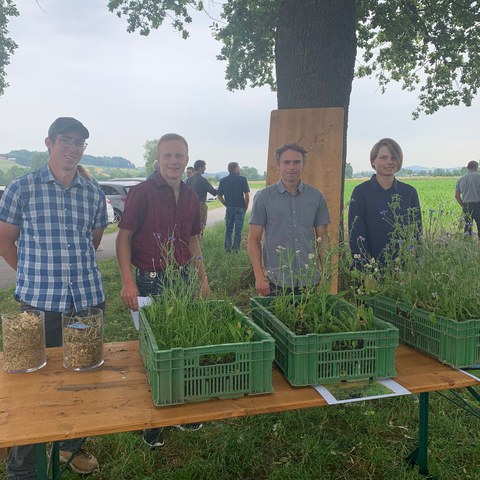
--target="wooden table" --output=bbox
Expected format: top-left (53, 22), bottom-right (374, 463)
top-left (0, 342), bottom-right (478, 478)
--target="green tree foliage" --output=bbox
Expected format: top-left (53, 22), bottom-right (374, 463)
top-left (0, 0), bottom-right (18, 97)
top-left (345, 163), bottom-right (353, 179)
top-left (82, 154), bottom-right (135, 169)
top-left (240, 166), bottom-right (264, 180)
top-left (29, 151), bottom-right (48, 170)
top-left (143, 138), bottom-right (158, 175)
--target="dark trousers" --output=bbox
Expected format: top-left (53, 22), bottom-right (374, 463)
top-left (7, 302), bottom-right (104, 480)
top-left (136, 268), bottom-right (191, 296)
top-left (224, 206), bottom-right (246, 252)
top-left (463, 202), bottom-right (480, 238)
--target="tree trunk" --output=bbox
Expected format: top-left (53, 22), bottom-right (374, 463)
top-left (275, 0), bottom-right (357, 111)
top-left (275, 0), bottom-right (357, 217)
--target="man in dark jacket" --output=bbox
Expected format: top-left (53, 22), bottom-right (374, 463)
top-left (217, 162), bottom-right (250, 252)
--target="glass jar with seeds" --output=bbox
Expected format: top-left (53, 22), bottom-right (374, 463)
top-left (62, 307), bottom-right (104, 371)
top-left (1, 310), bottom-right (47, 373)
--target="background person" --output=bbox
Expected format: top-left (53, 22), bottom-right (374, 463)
top-left (0, 117), bottom-right (107, 478)
top-left (455, 160), bottom-right (480, 238)
top-left (116, 133), bottom-right (208, 448)
top-left (186, 166), bottom-right (194, 178)
top-left (217, 162), bottom-right (250, 252)
top-left (248, 143), bottom-right (330, 296)
top-left (186, 159), bottom-right (218, 234)
top-left (348, 138), bottom-right (422, 268)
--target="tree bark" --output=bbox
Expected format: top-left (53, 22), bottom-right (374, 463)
top-left (275, 0), bottom-right (357, 223)
top-left (275, 0), bottom-right (357, 111)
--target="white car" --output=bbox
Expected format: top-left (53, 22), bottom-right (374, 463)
top-left (99, 180), bottom-right (142, 223)
top-left (105, 198), bottom-right (115, 224)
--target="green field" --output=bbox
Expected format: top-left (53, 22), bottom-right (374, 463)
top-left (344, 177), bottom-right (462, 230)
top-left (344, 177), bottom-right (458, 212)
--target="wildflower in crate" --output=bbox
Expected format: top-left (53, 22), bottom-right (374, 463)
top-left (139, 272), bottom-right (275, 405)
top-left (362, 207), bottom-right (480, 367)
top-left (373, 208), bottom-right (480, 321)
top-left (266, 242), bottom-right (375, 336)
top-left (250, 242), bottom-right (398, 386)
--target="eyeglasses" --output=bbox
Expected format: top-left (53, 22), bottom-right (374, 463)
top-left (56, 135), bottom-right (88, 150)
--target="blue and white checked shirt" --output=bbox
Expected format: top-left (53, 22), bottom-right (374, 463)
top-left (0, 164), bottom-right (108, 312)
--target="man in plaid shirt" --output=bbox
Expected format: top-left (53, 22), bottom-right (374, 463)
top-left (0, 117), bottom-right (107, 478)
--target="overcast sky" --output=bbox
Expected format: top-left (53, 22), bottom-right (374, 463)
top-left (1, 1), bottom-right (479, 173)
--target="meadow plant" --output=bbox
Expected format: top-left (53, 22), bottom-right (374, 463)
top-left (269, 240), bottom-right (374, 335)
top-left (352, 204), bottom-right (480, 320)
top-left (141, 232), bottom-right (255, 349)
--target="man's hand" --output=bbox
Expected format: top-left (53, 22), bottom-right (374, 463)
top-left (255, 276), bottom-right (271, 296)
top-left (120, 280), bottom-right (140, 311)
top-left (200, 278), bottom-right (211, 298)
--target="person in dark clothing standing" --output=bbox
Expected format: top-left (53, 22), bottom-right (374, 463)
top-left (217, 162), bottom-right (250, 252)
top-left (186, 159), bottom-right (217, 234)
top-left (348, 138), bottom-right (422, 268)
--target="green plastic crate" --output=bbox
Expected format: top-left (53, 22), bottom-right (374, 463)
top-left (366, 295), bottom-right (480, 367)
top-left (250, 296), bottom-right (398, 386)
top-left (139, 303), bottom-right (275, 406)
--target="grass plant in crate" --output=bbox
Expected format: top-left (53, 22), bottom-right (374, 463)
top-left (138, 262), bottom-right (274, 406)
top-left (251, 242), bottom-right (398, 386)
top-left (358, 205), bottom-right (480, 367)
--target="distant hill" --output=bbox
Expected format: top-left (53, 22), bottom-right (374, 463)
top-left (408, 165), bottom-right (429, 172)
top-left (1, 149), bottom-right (136, 169)
top-left (204, 172), bottom-right (229, 179)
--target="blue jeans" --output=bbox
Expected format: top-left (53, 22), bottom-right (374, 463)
top-left (224, 206), bottom-right (246, 252)
top-left (7, 303), bottom-right (104, 479)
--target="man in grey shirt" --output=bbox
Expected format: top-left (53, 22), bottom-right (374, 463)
top-left (248, 143), bottom-right (330, 295)
top-left (455, 160), bottom-right (480, 238)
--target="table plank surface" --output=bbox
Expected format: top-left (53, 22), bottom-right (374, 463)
top-left (0, 342), bottom-right (478, 448)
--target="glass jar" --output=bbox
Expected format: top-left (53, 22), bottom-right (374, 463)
top-left (62, 307), bottom-right (104, 371)
top-left (2, 310), bottom-right (47, 373)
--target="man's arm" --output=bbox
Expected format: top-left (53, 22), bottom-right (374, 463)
top-left (188, 234), bottom-right (211, 297)
top-left (247, 224), bottom-right (270, 296)
top-left (206, 179), bottom-right (218, 196)
top-left (455, 190), bottom-right (463, 207)
top-left (115, 228), bottom-right (140, 311)
top-left (217, 195), bottom-right (226, 206)
top-left (0, 221), bottom-right (19, 271)
top-left (244, 192), bottom-right (250, 210)
top-left (92, 227), bottom-right (105, 250)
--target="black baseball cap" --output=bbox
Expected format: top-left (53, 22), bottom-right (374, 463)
top-left (48, 117), bottom-right (89, 139)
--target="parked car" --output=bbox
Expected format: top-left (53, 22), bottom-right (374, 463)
top-left (98, 180), bottom-right (141, 223)
top-left (108, 177), bottom-right (146, 182)
top-left (0, 186), bottom-right (5, 200)
top-left (105, 198), bottom-right (115, 224)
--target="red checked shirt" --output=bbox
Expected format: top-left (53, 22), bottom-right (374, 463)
top-left (119, 174), bottom-right (201, 271)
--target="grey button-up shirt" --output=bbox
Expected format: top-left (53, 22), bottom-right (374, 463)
top-left (249, 180), bottom-right (330, 287)
top-left (455, 171), bottom-right (480, 203)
